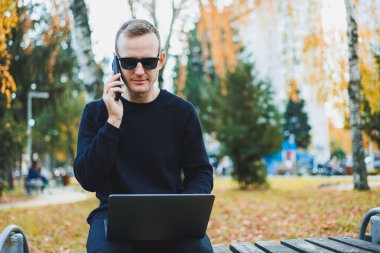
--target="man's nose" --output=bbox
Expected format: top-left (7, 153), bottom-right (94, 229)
top-left (135, 62), bottom-right (145, 75)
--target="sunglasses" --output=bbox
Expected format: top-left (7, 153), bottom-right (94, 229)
top-left (117, 54), bottom-right (160, 70)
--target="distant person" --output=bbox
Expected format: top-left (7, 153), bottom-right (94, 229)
top-left (74, 19), bottom-right (213, 253)
top-left (25, 161), bottom-right (48, 195)
top-left (216, 156), bottom-right (233, 176)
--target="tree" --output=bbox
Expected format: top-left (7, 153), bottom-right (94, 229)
top-left (362, 52), bottom-right (380, 147)
top-left (127, 0), bottom-right (190, 88)
top-left (70, 0), bottom-right (103, 99)
top-left (356, 1), bottom-right (380, 115)
top-left (197, 0), bottom-right (243, 95)
top-left (214, 61), bottom-right (283, 189)
top-left (128, 0), bottom-right (140, 19)
top-left (0, 0), bottom-right (18, 108)
top-left (0, 97), bottom-right (24, 190)
top-left (173, 25), bottom-right (217, 133)
top-left (0, 0), bottom-right (21, 189)
top-left (362, 99), bottom-right (380, 148)
top-left (331, 148), bottom-right (346, 160)
top-left (361, 51), bottom-right (380, 147)
top-left (283, 88), bottom-right (311, 149)
top-left (0, 1), bottom-right (84, 189)
top-left (33, 90), bottom-right (85, 167)
top-left (344, 0), bottom-right (369, 190)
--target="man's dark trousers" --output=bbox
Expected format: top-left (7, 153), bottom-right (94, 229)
top-left (87, 217), bottom-right (214, 253)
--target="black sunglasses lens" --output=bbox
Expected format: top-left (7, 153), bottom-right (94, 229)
top-left (119, 58), bottom-right (159, 70)
top-left (120, 58), bottom-right (138, 70)
top-left (140, 58), bottom-right (159, 70)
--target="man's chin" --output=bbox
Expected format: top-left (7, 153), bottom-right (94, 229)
top-left (127, 86), bottom-right (149, 96)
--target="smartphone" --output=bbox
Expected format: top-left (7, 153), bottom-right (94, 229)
top-left (111, 56), bottom-right (122, 101)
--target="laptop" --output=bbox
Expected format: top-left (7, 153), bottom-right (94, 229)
top-left (106, 194), bottom-right (215, 241)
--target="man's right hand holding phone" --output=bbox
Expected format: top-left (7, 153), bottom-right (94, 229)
top-left (103, 71), bottom-right (124, 128)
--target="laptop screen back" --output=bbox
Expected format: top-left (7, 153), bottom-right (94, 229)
top-left (107, 194), bottom-right (215, 241)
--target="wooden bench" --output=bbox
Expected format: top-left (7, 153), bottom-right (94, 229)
top-left (213, 236), bottom-right (380, 252)
top-left (25, 179), bottom-right (45, 196)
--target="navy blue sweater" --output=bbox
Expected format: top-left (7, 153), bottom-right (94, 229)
top-left (74, 89), bottom-right (213, 223)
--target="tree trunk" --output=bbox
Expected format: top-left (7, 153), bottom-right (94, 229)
top-left (126, 0), bottom-right (187, 88)
top-left (70, 0), bottom-right (103, 100)
top-left (344, 0), bottom-right (369, 190)
top-left (7, 165), bottom-right (14, 190)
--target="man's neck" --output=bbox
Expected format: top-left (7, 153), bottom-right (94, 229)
top-left (123, 86), bottom-right (160, 103)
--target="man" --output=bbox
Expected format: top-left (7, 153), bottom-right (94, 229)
top-left (74, 19), bottom-right (214, 253)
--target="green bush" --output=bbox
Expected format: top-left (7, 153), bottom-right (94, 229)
top-left (232, 160), bottom-right (268, 189)
top-left (213, 61), bottom-right (283, 189)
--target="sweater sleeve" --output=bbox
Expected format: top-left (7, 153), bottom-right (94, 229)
top-left (74, 103), bottom-right (122, 192)
top-left (181, 106), bottom-right (214, 194)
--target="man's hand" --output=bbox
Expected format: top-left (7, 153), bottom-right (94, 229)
top-left (103, 72), bottom-right (124, 128)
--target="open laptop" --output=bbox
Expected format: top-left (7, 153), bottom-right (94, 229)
top-left (106, 194), bottom-right (215, 241)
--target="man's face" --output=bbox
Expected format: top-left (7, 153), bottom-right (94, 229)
top-left (116, 32), bottom-right (165, 96)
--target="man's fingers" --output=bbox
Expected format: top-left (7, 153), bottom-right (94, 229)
top-left (108, 80), bottom-right (124, 88)
top-left (106, 73), bottom-right (121, 85)
top-left (104, 81), bottom-right (124, 93)
top-left (104, 86), bottom-right (124, 98)
top-left (109, 86), bottom-right (124, 94)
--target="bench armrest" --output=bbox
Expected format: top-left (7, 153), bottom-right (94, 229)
top-left (359, 208), bottom-right (380, 242)
top-left (0, 225), bottom-right (29, 253)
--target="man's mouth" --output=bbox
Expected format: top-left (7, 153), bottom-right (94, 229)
top-left (133, 79), bottom-right (147, 84)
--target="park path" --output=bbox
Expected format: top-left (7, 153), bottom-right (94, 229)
top-left (313, 175), bottom-right (380, 190)
top-left (330, 181), bottom-right (380, 190)
top-left (1, 176), bottom-right (379, 209)
top-left (0, 186), bottom-right (90, 210)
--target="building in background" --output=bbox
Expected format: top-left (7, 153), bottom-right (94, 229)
top-left (240, 0), bottom-right (339, 167)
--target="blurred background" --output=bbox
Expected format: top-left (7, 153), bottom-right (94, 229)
top-left (1, 0), bottom-right (380, 251)
top-left (1, 0), bottom-right (379, 190)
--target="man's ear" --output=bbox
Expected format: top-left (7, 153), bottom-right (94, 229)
top-left (158, 51), bottom-right (166, 69)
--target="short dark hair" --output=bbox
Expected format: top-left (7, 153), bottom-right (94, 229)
top-left (115, 19), bottom-right (161, 55)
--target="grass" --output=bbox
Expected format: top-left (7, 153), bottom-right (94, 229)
top-left (0, 185), bottom-right (31, 204)
top-left (209, 176), bottom-right (380, 243)
top-left (0, 176), bottom-right (379, 252)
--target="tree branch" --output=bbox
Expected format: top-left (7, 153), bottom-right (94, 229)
top-left (127, 0), bottom-right (138, 19)
top-left (69, 0), bottom-right (103, 99)
top-left (150, 0), bottom-right (158, 28)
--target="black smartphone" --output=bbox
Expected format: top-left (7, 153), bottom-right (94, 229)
top-left (111, 56), bottom-right (122, 101)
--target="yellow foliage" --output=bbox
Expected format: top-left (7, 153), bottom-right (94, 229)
top-left (197, 0), bottom-right (245, 95)
top-left (301, 0), bottom-right (380, 115)
top-left (303, 33), bottom-right (325, 53)
top-left (357, 10), bottom-right (380, 113)
top-left (55, 150), bottom-right (67, 162)
top-left (288, 80), bottom-right (300, 102)
top-left (287, 2), bottom-right (293, 17)
top-left (360, 59), bottom-right (380, 113)
top-left (175, 62), bottom-right (187, 98)
top-left (45, 0), bottom-right (71, 85)
top-left (0, 0), bottom-right (18, 108)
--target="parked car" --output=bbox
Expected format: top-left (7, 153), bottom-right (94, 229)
top-left (365, 156), bottom-right (380, 175)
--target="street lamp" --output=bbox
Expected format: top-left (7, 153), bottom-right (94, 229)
top-left (26, 91), bottom-right (49, 166)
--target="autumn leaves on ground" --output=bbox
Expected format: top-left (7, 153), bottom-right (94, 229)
top-left (1, 177), bottom-right (379, 253)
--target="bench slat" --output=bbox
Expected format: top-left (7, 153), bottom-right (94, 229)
top-left (230, 242), bottom-right (265, 253)
top-left (305, 238), bottom-right (372, 253)
top-left (281, 239), bottom-right (335, 253)
top-left (328, 236), bottom-right (380, 253)
top-left (255, 240), bottom-right (298, 252)
top-left (213, 244), bottom-right (233, 253)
